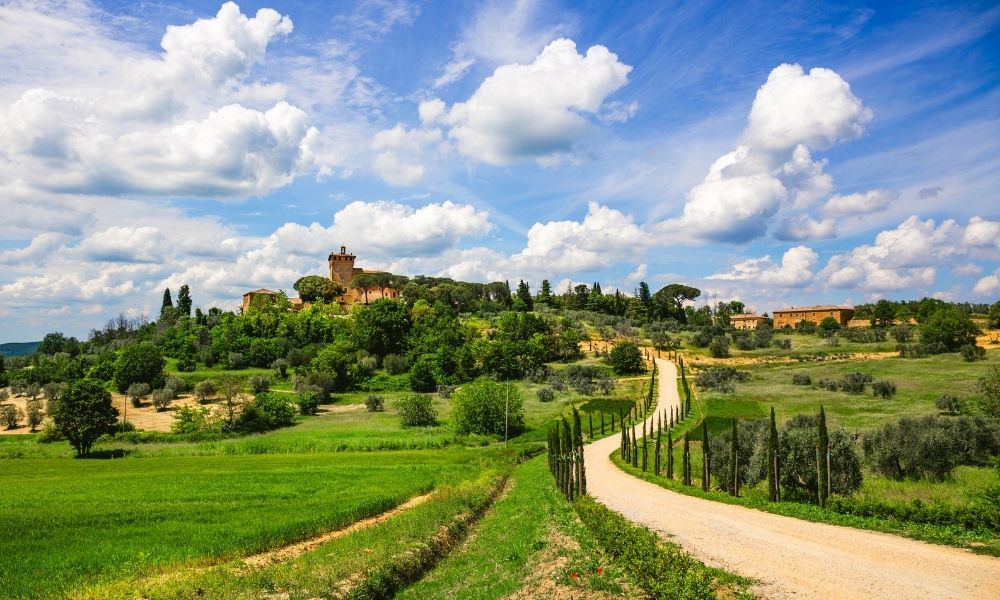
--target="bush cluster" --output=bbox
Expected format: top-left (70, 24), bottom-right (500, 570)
top-left (365, 394), bottom-right (385, 412)
top-left (863, 415), bottom-right (1000, 481)
top-left (791, 373), bottom-right (812, 385)
top-left (396, 394), bottom-right (437, 427)
top-left (694, 366), bottom-right (749, 393)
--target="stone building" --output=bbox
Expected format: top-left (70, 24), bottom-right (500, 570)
top-left (730, 314), bottom-right (769, 330)
top-left (772, 305), bottom-right (855, 329)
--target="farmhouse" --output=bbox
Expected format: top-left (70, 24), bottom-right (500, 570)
top-left (772, 305), bottom-right (855, 329)
top-left (730, 314), bottom-right (769, 330)
top-left (242, 246), bottom-right (398, 312)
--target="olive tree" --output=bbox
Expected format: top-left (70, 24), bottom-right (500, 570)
top-left (52, 379), bottom-right (119, 456)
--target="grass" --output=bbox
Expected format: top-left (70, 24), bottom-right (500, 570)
top-left (695, 350), bottom-right (1000, 431)
top-left (0, 448), bottom-right (496, 599)
top-left (399, 455), bottom-right (629, 599)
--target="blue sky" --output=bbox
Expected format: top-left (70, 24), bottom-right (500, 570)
top-left (0, 0), bottom-right (998, 341)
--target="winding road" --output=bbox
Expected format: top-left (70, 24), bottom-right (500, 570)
top-left (584, 358), bottom-right (1000, 599)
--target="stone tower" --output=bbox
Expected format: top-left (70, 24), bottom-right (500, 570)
top-left (328, 245), bottom-right (356, 286)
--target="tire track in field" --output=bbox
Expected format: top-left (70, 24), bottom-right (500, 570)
top-left (585, 358), bottom-right (1000, 599)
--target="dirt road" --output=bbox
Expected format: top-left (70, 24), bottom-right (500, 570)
top-left (584, 358), bottom-right (1000, 599)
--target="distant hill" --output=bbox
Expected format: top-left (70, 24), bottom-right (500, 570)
top-left (0, 341), bottom-right (41, 357)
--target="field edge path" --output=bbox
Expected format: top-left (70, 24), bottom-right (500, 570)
top-left (584, 357), bottom-right (1000, 600)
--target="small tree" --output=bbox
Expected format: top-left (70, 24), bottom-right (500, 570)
top-left (151, 388), bottom-right (174, 411)
top-left (537, 387), bottom-right (556, 402)
top-left (194, 380), bottom-right (217, 404)
top-left (25, 396), bottom-right (44, 432)
top-left (767, 406), bottom-right (780, 502)
top-left (817, 406), bottom-right (829, 508)
top-left (365, 394), bottom-right (385, 412)
top-left (217, 376), bottom-right (244, 428)
top-left (607, 341), bottom-right (645, 375)
top-left (271, 358), bottom-right (289, 379)
top-left (709, 336), bottom-right (730, 358)
top-left (396, 393), bottom-right (437, 427)
top-left (935, 394), bottom-right (963, 415)
top-left (114, 342), bottom-right (166, 393)
top-left (52, 379), bottom-right (118, 457)
top-left (297, 391), bottom-right (320, 415)
top-left (227, 352), bottom-right (248, 370)
top-left (451, 377), bottom-right (525, 436)
top-left (249, 375), bottom-right (271, 394)
top-left (978, 366), bottom-right (1000, 419)
top-left (872, 380), bottom-right (896, 399)
top-left (961, 344), bottom-right (986, 362)
top-left (2, 404), bottom-right (23, 429)
top-left (126, 383), bottom-right (150, 408)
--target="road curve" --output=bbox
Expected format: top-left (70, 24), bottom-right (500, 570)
top-left (584, 357), bottom-right (1000, 599)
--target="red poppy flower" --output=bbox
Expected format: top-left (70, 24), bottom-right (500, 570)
top-left (597, 567), bottom-right (604, 575)
top-left (570, 572), bottom-right (579, 580)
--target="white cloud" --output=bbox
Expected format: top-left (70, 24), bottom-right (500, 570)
top-left (973, 269), bottom-right (1000, 296)
top-left (0, 232), bottom-right (69, 265)
top-left (707, 246), bottom-right (818, 288)
top-left (666, 63), bottom-right (876, 243)
top-left (418, 98), bottom-right (446, 125)
top-left (818, 215), bottom-right (1000, 292)
top-left (774, 215), bottom-right (837, 241)
top-left (744, 63), bottom-right (872, 153)
top-left (433, 0), bottom-right (573, 88)
top-left (77, 226), bottom-right (165, 263)
top-left (0, 2), bottom-right (324, 198)
top-left (963, 216), bottom-right (1000, 251)
top-left (821, 189), bottom-right (896, 217)
top-left (439, 38), bottom-right (632, 165)
top-left (370, 124), bottom-right (443, 186)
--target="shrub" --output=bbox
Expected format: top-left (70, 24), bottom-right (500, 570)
top-left (296, 391), bottom-right (319, 415)
top-left (537, 387), bottom-right (555, 403)
top-left (249, 375), bottom-right (271, 394)
top-left (365, 394), bottom-right (385, 412)
top-left (794, 320), bottom-right (817, 334)
top-left (791, 373), bottom-right (812, 385)
top-left (695, 366), bottom-right (749, 392)
top-left (151, 388), bottom-right (174, 411)
top-left (961, 344), bottom-right (986, 362)
top-left (840, 372), bottom-right (872, 395)
top-left (164, 376), bottom-right (186, 394)
top-left (176, 353), bottom-right (197, 372)
top-left (436, 384), bottom-right (456, 398)
top-left (781, 415), bottom-right (863, 500)
top-left (891, 324), bottom-right (913, 343)
top-left (383, 354), bottom-right (409, 375)
top-left (862, 415), bottom-right (1000, 481)
top-left (825, 335), bottom-right (840, 347)
top-left (977, 366), bottom-right (1000, 419)
top-left (396, 393), bottom-right (437, 427)
top-left (525, 366), bottom-right (551, 384)
top-left (170, 404), bottom-right (213, 434)
top-left (194, 380), bottom-right (217, 404)
top-left (872, 380), bottom-right (897, 399)
top-left (935, 394), bottom-right (964, 414)
top-left (708, 336), bottom-right (730, 358)
top-left (2, 404), bottom-right (23, 429)
top-left (42, 382), bottom-right (63, 406)
top-left (597, 376), bottom-right (615, 395)
top-left (772, 338), bottom-right (792, 350)
top-left (236, 392), bottom-right (296, 433)
top-left (271, 358), bottom-right (288, 379)
top-left (227, 352), bottom-right (248, 370)
top-left (451, 377), bottom-right (524, 436)
top-left (734, 333), bottom-right (755, 351)
top-left (409, 355), bottom-right (437, 392)
top-left (126, 383), bottom-right (150, 408)
top-left (607, 341), bottom-right (645, 375)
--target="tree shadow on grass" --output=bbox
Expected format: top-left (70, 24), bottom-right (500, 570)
top-left (80, 449), bottom-right (132, 459)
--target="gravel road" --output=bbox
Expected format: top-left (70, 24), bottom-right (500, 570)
top-left (584, 358), bottom-right (1000, 599)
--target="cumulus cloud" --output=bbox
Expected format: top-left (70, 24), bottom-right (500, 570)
top-left (973, 269), bottom-right (1000, 296)
top-left (821, 189), bottom-right (896, 217)
top-left (666, 63), bottom-right (876, 243)
top-left (818, 215), bottom-right (1000, 292)
top-left (436, 39), bottom-right (632, 165)
top-left (707, 246), bottom-right (818, 287)
top-left (370, 124), bottom-right (443, 186)
top-left (432, 0), bottom-right (572, 88)
top-left (0, 2), bottom-right (322, 198)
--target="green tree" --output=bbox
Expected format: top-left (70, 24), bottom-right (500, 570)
top-left (409, 354), bottom-right (437, 392)
top-left (113, 342), bottom-right (165, 393)
top-left (37, 332), bottom-right (69, 355)
top-left (817, 406), bottom-right (829, 507)
top-left (52, 379), bottom-right (119, 457)
top-left (607, 341), bottom-right (645, 375)
top-left (396, 393), bottom-right (437, 426)
top-left (988, 301), bottom-right (1000, 330)
top-left (160, 288), bottom-right (173, 318)
top-left (352, 298), bottom-right (411, 358)
top-left (870, 299), bottom-right (896, 328)
top-left (978, 366), bottom-right (1000, 419)
top-left (515, 280), bottom-right (533, 311)
top-left (350, 273), bottom-right (377, 304)
top-left (450, 377), bottom-right (525, 436)
top-left (176, 284), bottom-right (192, 317)
top-left (818, 316), bottom-right (841, 333)
top-left (294, 275), bottom-right (343, 303)
top-left (920, 306), bottom-right (980, 352)
top-left (537, 279), bottom-right (553, 306)
top-left (652, 284), bottom-right (701, 322)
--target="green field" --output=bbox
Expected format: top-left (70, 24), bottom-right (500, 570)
top-left (0, 449), bottom-right (495, 599)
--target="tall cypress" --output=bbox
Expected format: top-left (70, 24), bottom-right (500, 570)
top-left (702, 419), bottom-right (710, 492)
top-left (682, 432), bottom-right (691, 485)
top-left (728, 418), bottom-right (739, 496)
top-left (768, 406), bottom-right (780, 502)
top-left (632, 421), bottom-right (639, 468)
top-left (818, 405), bottom-right (829, 507)
top-left (654, 426), bottom-right (662, 475)
top-left (562, 417), bottom-right (574, 500)
top-left (601, 411), bottom-right (606, 436)
top-left (589, 413), bottom-right (594, 440)
top-left (573, 407), bottom-right (584, 497)
top-left (641, 420), bottom-right (648, 472)
top-left (667, 430), bottom-right (674, 479)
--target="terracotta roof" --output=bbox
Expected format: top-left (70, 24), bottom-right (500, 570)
top-left (773, 305), bottom-right (853, 313)
top-left (244, 288), bottom-right (276, 295)
top-left (731, 314), bottom-right (766, 319)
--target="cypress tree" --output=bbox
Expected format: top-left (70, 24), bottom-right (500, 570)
top-left (562, 417), bottom-right (574, 500)
top-left (818, 405), bottom-right (829, 507)
top-left (573, 407), bottom-right (584, 496)
top-left (641, 420), bottom-right (648, 472)
top-left (683, 432), bottom-right (691, 485)
top-left (702, 419), bottom-right (710, 492)
top-left (667, 430), bottom-right (674, 479)
top-left (622, 427), bottom-right (629, 461)
top-left (728, 418), bottom-right (739, 496)
top-left (654, 425), bottom-right (662, 475)
top-left (601, 411), bottom-right (605, 436)
top-left (632, 424), bottom-right (639, 468)
top-left (768, 406), bottom-right (780, 502)
top-left (589, 413), bottom-right (594, 440)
